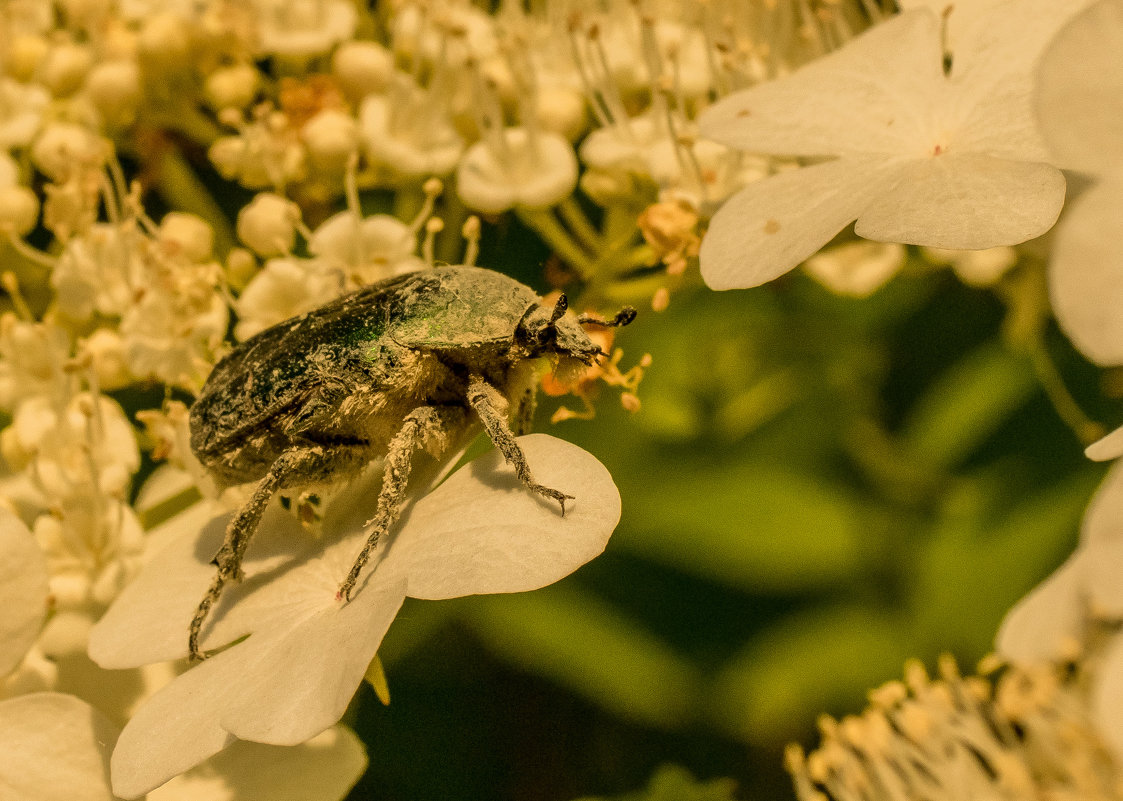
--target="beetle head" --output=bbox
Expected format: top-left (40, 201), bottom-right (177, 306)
top-left (515, 295), bottom-right (636, 364)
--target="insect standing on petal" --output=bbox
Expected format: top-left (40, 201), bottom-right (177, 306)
top-left (187, 265), bottom-right (635, 661)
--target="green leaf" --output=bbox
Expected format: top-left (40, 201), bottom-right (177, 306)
top-left (708, 604), bottom-right (912, 745)
top-left (461, 585), bottom-right (703, 729)
top-left (912, 469), bottom-right (1102, 656)
top-left (899, 342), bottom-right (1037, 469)
top-left (570, 765), bottom-right (738, 801)
top-left (616, 460), bottom-right (868, 592)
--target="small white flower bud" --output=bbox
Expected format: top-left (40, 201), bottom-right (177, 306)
top-left (0, 154), bottom-right (16, 186)
top-left (237, 193), bottom-right (301, 257)
top-left (82, 328), bottom-right (131, 390)
top-left (203, 63), bottom-right (260, 111)
top-left (332, 41), bottom-right (394, 99)
top-left (84, 60), bottom-right (141, 127)
top-left (0, 186), bottom-right (40, 236)
top-left (31, 123), bottom-right (105, 181)
top-left (58, 0), bottom-right (112, 28)
top-left (302, 109), bottom-right (358, 174)
top-left (41, 42), bottom-right (93, 97)
top-left (37, 609), bottom-right (95, 656)
top-left (208, 135), bottom-right (247, 181)
top-left (225, 247), bottom-right (259, 290)
top-left (137, 12), bottom-right (191, 73)
top-left (47, 572), bottom-right (91, 609)
top-left (6, 35), bottom-right (48, 82)
top-left (159, 212), bottom-right (215, 263)
top-left (535, 86), bottom-right (588, 142)
top-left (0, 425), bottom-right (30, 471)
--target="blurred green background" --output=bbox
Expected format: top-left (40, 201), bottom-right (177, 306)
top-left (340, 217), bottom-right (1112, 801)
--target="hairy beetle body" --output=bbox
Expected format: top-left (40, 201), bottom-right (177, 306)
top-left (186, 265), bottom-right (631, 660)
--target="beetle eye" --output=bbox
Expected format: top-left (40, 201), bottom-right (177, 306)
top-left (516, 295), bottom-right (569, 353)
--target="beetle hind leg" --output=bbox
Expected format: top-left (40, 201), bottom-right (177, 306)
top-left (337, 405), bottom-right (460, 602)
top-left (189, 445), bottom-right (362, 662)
top-left (466, 374), bottom-right (574, 514)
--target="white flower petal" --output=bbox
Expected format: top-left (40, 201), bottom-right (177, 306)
top-left (803, 241), bottom-right (906, 297)
top-left (108, 559), bottom-right (394, 796)
top-left (0, 693), bottom-right (119, 801)
top-left (1086, 542), bottom-right (1123, 617)
top-left (948, 0), bottom-right (1091, 162)
top-left (1049, 179), bottom-right (1123, 365)
top-left (897, 0), bottom-right (1005, 52)
top-left (1088, 424), bottom-right (1123, 462)
top-left (1035, 0), bottom-right (1123, 175)
top-left (1093, 629), bottom-right (1123, 759)
top-left (699, 157), bottom-right (905, 290)
top-left (110, 657), bottom-right (237, 799)
top-left (994, 551), bottom-right (1086, 662)
top-left (89, 505), bottom-right (312, 669)
top-left (1081, 464), bottom-right (1123, 613)
top-left (854, 154), bottom-right (1064, 249)
top-left (148, 726), bottom-right (366, 801)
top-left (377, 434), bottom-right (620, 598)
top-left (1082, 459), bottom-right (1123, 545)
top-left (0, 508), bottom-right (48, 677)
top-left (218, 581), bottom-right (404, 745)
top-left (698, 10), bottom-right (944, 158)
top-left (101, 435), bottom-right (620, 793)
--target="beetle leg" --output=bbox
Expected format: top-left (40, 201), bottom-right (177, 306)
top-left (189, 446), bottom-right (353, 662)
top-left (337, 405), bottom-right (459, 602)
top-left (466, 374), bottom-right (573, 514)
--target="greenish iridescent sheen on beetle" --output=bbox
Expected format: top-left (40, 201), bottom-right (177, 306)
top-left (186, 265), bottom-right (634, 661)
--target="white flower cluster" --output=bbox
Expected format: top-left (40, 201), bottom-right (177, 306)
top-left (788, 655), bottom-right (1123, 801)
top-left (6, 0), bottom-right (1123, 797)
top-left (0, 1), bottom-right (630, 797)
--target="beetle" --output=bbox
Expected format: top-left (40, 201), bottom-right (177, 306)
top-left (187, 265), bottom-right (635, 660)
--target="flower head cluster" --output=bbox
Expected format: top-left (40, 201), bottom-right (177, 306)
top-left (788, 655), bottom-right (1123, 801)
top-left (0, 2), bottom-right (640, 797)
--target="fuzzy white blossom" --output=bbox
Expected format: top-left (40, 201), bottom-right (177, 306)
top-left (233, 257), bottom-right (340, 341)
top-left (696, 1), bottom-right (1084, 290)
top-left (307, 211), bottom-right (424, 287)
top-left (0, 509), bottom-right (49, 678)
top-left (89, 435), bottom-right (620, 798)
top-left (457, 127), bottom-right (578, 214)
top-left (358, 77), bottom-right (464, 180)
top-left (998, 459), bottom-right (1123, 759)
top-left (1033, 0), bottom-right (1123, 364)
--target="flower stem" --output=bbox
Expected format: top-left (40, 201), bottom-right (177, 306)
top-left (515, 207), bottom-right (595, 278)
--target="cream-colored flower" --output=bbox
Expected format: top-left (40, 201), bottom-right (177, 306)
top-left (788, 656), bottom-right (1122, 801)
top-left (456, 127), bottom-right (578, 214)
top-left (358, 75), bottom-right (464, 180)
top-left (233, 257), bottom-right (340, 341)
top-left (90, 435), bottom-right (620, 797)
top-left (697, 1), bottom-right (1083, 290)
top-left (1034, 0), bottom-right (1123, 364)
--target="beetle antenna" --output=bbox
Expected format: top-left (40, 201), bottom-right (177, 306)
top-left (578, 306), bottom-right (637, 328)
top-left (549, 294), bottom-right (569, 324)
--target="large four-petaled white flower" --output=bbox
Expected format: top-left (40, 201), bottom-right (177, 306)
top-left (89, 434), bottom-right (620, 798)
top-left (697, 0), bottom-right (1084, 290)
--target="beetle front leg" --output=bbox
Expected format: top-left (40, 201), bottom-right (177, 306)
top-left (337, 405), bottom-right (462, 602)
top-left (466, 374), bottom-right (573, 514)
